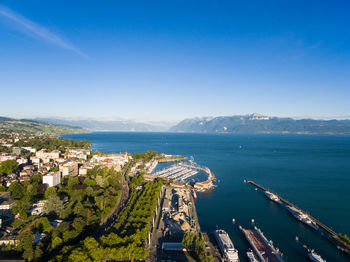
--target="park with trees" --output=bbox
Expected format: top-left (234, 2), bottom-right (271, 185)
top-left (14, 137), bottom-right (91, 152)
top-left (51, 175), bottom-right (163, 261)
top-left (1, 165), bottom-right (123, 261)
top-left (132, 151), bottom-right (157, 163)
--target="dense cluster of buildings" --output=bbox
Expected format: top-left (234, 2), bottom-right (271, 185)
top-left (0, 143), bottom-right (130, 189)
top-left (0, 134), bottom-right (132, 247)
top-left (90, 153), bottom-right (130, 171)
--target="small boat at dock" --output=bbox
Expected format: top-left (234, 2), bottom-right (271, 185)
top-left (286, 205), bottom-right (318, 230)
top-left (246, 249), bottom-right (259, 262)
top-left (192, 189), bottom-right (197, 200)
top-left (307, 249), bottom-right (326, 262)
top-left (264, 190), bottom-right (281, 203)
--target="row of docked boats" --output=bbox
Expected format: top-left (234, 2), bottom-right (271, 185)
top-left (261, 190), bottom-right (326, 261)
top-left (215, 225), bottom-right (325, 262)
top-left (245, 246), bottom-right (325, 262)
top-left (210, 182), bottom-right (326, 261)
top-left (263, 190), bottom-right (319, 230)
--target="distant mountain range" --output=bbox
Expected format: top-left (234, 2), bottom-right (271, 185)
top-left (34, 118), bottom-right (172, 132)
top-left (3, 114), bottom-right (350, 135)
top-left (170, 114), bottom-right (350, 134)
top-left (0, 117), bottom-right (85, 135)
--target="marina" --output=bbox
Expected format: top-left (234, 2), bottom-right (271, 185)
top-left (151, 161), bottom-right (216, 191)
top-left (152, 164), bottom-right (199, 181)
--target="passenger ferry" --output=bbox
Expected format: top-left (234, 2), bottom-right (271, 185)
top-left (286, 205), bottom-right (319, 230)
top-left (214, 229), bottom-right (239, 262)
top-left (264, 190), bottom-right (281, 203)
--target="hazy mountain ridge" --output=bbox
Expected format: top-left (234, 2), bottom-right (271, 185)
top-left (0, 117), bottom-right (85, 134)
top-left (34, 118), bottom-right (172, 132)
top-left (4, 115), bottom-right (350, 134)
top-left (170, 114), bottom-right (350, 134)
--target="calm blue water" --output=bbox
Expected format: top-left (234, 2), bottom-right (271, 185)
top-left (62, 132), bottom-right (350, 262)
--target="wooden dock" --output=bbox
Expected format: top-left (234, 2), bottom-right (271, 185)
top-left (246, 180), bottom-right (350, 255)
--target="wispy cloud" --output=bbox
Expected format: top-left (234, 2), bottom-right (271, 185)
top-left (0, 5), bottom-right (87, 57)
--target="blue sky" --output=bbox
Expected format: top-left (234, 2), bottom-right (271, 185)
top-left (0, 0), bottom-right (349, 121)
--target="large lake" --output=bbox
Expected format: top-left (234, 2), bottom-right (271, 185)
top-left (62, 132), bottom-right (350, 262)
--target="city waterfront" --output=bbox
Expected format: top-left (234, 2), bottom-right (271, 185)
top-left (63, 132), bottom-right (350, 261)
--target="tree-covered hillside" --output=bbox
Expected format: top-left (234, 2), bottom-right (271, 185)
top-left (0, 117), bottom-right (86, 135)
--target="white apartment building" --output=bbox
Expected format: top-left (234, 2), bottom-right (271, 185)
top-left (42, 172), bottom-right (61, 187)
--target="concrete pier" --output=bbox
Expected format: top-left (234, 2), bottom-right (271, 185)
top-left (246, 180), bottom-right (350, 255)
top-left (240, 225), bottom-right (285, 262)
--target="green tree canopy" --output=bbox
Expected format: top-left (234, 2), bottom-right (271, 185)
top-left (0, 159), bottom-right (18, 175)
top-left (9, 182), bottom-right (25, 199)
top-left (12, 199), bottom-right (30, 218)
top-left (14, 137), bottom-right (91, 152)
top-left (17, 231), bottom-right (34, 261)
top-left (37, 217), bottom-right (53, 233)
top-left (44, 187), bottom-right (57, 199)
top-left (68, 177), bottom-right (80, 188)
top-left (182, 232), bottom-right (214, 262)
top-left (83, 178), bottom-right (96, 187)
top-left (43, 195), bottom-right (64, 217)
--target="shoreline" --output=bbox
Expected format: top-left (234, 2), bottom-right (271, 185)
top-left (62, 131), bottom-right (350, 137)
